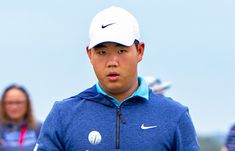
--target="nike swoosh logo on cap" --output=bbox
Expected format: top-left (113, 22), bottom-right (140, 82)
top-left (141, 124), bottom-right (157, 130)
top-left (101, 23), bottom-right (115, 28)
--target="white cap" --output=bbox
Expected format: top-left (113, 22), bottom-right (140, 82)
top-left (88, 6), bottom-right (140, 49)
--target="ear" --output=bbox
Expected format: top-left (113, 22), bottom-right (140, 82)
top-left (137, 42), bottom-right (145, 63)
top-left (86, 46), bottom-right (92, 61)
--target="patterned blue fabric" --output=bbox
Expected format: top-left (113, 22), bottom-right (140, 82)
top-left (0, 122), bottom-right (41, 151)
top-left (225, 124), bottom-right (235, 151)
top-left (36, 84), bottom-right (200, 151)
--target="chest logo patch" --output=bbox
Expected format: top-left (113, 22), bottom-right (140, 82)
top-left (141, 124), bottom-right (157, 130)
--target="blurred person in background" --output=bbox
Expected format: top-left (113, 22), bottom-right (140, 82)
top-left (144, 76), bottom-right (172, 94)
top-left (0, 84), bottom-right (41, 151)
top-left (221, 124), bottom-right (235, 151)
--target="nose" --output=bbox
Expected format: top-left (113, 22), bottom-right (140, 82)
top-left (106, 53), bottom-right (119, 68)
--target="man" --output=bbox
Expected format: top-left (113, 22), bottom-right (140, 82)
top-left (35, 6), bottom-right (200, 151)
top-left (221, 124), bottom-right (235, 151)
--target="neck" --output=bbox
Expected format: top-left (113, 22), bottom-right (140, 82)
top-left (10, 118), bottom-right (24, 125)
top-left (108, 79), bottom-right (139, 103)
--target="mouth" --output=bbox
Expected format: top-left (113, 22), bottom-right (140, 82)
top-left (107, 72), bottom-right (120, 81)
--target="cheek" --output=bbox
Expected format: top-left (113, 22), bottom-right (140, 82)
top-left (92, 63), bottom-right (105, 79)
top-left (21, 105), bottom-right (27, 112)
top-left (122, 57), bottom-right (138, 70)
top-left (91, 59), bottom-right (105, 73)
top-left (17, 106), bottom-right (27, 117)
top-left (5, 106), bottom-right (15, 112)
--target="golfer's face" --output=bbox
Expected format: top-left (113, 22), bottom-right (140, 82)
top-left (87, 42), bottom-right (144, 98)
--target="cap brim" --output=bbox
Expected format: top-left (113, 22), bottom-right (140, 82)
top-left (88, 35), bottom-right (135, 49)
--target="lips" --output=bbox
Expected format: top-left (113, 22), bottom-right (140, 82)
top-left (107, 72), bottom-right (120, 81)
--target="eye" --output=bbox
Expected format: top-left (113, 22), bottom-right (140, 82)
top-left (96, 50), bottom-right (106, 55)
top-left (117, 49), bottom-right (127, 54)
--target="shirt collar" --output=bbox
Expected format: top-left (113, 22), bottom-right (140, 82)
top-left (7, 120), bottom-right (26, 130)
top-left (96, 77), bottom-right (149, 106)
